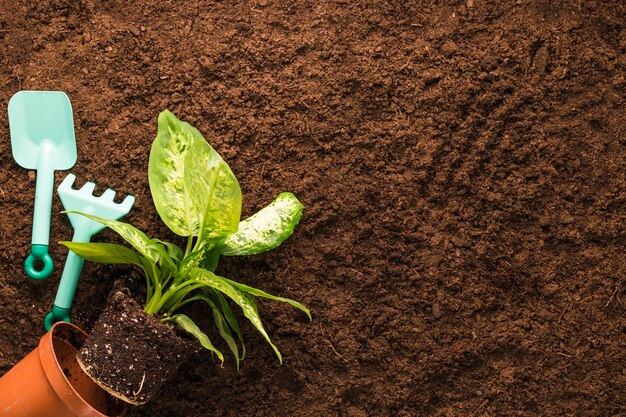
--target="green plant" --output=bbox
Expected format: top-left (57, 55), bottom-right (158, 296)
top-left (61, 110), bottom-right (310, 369)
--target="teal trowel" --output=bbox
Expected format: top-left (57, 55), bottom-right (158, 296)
top-left (8, 91), bottom-right (77, 279)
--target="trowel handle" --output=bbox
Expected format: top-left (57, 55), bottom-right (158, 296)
top-left (25, 167), bottom-right (55, 280)
top-left (44, 229), bottom-right (92, 330)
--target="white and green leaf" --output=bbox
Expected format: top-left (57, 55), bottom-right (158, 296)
top-left (184, 140), bottom-right (241, 243)
top-left (221, 193), bottom-right (303, 256)
top-left (148, 110), bottom-right (204, 236)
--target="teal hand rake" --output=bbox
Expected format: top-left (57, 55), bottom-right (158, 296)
top-left (44, 174), bottom-right (134, 330)
top-left (8, 91), bottom-right (77, 280)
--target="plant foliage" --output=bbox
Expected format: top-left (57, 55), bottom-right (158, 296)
top-left (61, 110), bottom-right (309, 369)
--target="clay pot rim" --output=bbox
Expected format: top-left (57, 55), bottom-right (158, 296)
top-left (39, 321), bottom-right (121, 417)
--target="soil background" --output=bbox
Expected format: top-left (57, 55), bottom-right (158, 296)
top-left (0, 1), bottom-right (624, 416)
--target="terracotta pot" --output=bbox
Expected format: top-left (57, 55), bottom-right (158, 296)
top-left (0, 321), bottom-right (125, 417)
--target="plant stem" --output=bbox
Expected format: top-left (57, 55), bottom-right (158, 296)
top-left (185, 235), bottom-right (194, 257)
top-left (161, 281), bottom-right (207, 313)
top-left (144, 288), bottom-right (162, 314)
top-left (194, 228), bottom-right (205, 253)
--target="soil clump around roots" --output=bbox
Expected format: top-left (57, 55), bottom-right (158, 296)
top-left (78, 287), bottom-right (194, 405)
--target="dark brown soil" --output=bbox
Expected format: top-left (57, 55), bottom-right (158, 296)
top-left (79, 287), bottom-right (193, 405)
top-left (0, 1), bottom-right (624, 416)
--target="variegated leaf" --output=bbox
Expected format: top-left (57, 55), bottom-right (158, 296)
top-left (184, 140), bottom-right (241, 243)
top-left (148, 110), bottom-right (203, 236)
top-left (221, 192), bottom-right (303, 256)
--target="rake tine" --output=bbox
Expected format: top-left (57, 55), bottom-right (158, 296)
top-left (118, 194), bottom-right (136, 213)
top-left (59, 173), bottom-right (76, 190)
top-left (81, 181), bottom-right (96, 195)
top-left (100, 188), bottom-right (117, 201)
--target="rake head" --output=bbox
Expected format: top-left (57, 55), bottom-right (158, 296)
top-left (58, 173), bottom-right (135, 236)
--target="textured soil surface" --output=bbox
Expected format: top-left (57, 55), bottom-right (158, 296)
top-left (0, 1), bottom-right (624, 416)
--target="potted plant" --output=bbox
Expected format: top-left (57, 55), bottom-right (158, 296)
top-left (62, 110), bottom-right (311, 405)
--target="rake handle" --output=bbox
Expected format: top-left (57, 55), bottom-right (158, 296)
top-left (44, 229), bottom-right (92, 330)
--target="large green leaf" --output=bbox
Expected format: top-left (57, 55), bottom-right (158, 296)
top-left (221, 193), bottom-right (303, 256)
top-left (189, 268), bottom-right (283, 363)
top-left (223, 277), bottom-right (311, 320)
top-left (64, 211), bottom-right (158, 263)
top-left (61, 222), bottom-right (164, 302)
top-left (148, 110), bottom-right (204, 236)
top-left (165, 314), bottom-right (224, 363)
top-left (184, 140), bottom-right (241, 243)
top-left (60, 242), bottom-right (146, 266)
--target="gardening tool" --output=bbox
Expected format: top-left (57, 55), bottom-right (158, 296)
top-left (44, 173), bottom-right (134, 330)
top-left (8, 91), bottom-right (77, 280)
